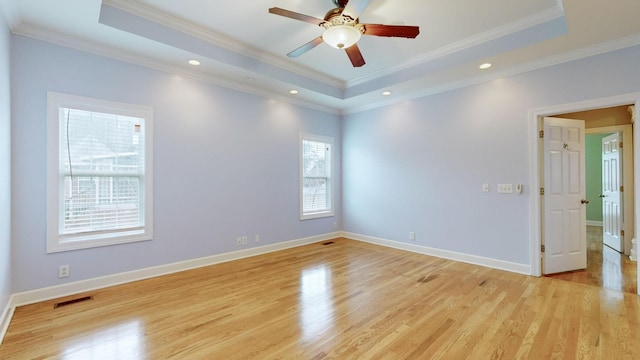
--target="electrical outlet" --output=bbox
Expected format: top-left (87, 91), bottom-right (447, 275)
top-left (241, 236), bottom-right (248, 245)
top-left (255, 234), bottom-right (260, 243)
top-left (409, 232), bottom-right (416, 240)
top-left (58, 265), bottom-right (70, 278)
top-left (236, 237), bottom-right (242, 246)
top-left (497, 184), bottom-right (513, 193)
top-left (482, 183), bottom-right (489, 193)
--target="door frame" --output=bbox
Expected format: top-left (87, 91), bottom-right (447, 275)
top-left (528, 93), bottom-right (640, 289)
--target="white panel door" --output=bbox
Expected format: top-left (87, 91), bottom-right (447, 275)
top-left (543, 117), bottom-right (587, 274)
top-left (602, 132), bottom-right (623, 252)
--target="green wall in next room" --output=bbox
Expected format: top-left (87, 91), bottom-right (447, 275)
top-left (586, 133), bottom-right (610, 223)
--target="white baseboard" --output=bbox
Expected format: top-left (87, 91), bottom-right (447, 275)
top-left (343, 232), bottom-right (531, 275)
top-left (0, 295), bottom-right (15, 345)
top-left (3, 230), bottom-right (534, 344)
top-left (586, 220), bottom-right (603, 226)
top-left (11, 232), bottom-right (340, 308)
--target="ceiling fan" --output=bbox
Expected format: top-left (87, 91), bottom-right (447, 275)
top-left (268, 0), bottom-right (420, 67)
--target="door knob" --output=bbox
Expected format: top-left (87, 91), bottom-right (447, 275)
top-left (598, 194), bottom-right (606, 198)
top-left (581, 199), bottom-right (590, 204)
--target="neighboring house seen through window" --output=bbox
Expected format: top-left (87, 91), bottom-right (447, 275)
top-left (46, 92), bottom-right (153, 253)
top-left (300, 133), bottom-right (334, 220)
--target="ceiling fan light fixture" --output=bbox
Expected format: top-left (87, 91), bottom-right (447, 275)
top-left (322, 25), bottom-right (362, 49)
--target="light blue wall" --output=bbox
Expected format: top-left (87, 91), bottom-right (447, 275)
top-left (8, 31), bottom-right (640, 292)
top-left (10, 36), bottom-right (341, 292)
top-left (0, 7), bottom-right (12, 312)
top-left (586, 133), bottom-right (608, 222)
top-left (342, 45), bottom-right (640, 265)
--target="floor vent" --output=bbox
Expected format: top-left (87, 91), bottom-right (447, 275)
top-left (54, 296), bottom-right (93, 309)
top-left (322, 241), bottom-right (335, 245)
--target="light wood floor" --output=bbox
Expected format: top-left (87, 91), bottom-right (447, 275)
top-left (546, 226), bottom-right (637, 294)
top-left (1, 238), bottom-right (639, 359)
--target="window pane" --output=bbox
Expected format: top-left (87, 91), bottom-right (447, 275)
top-left (60, 108), bottom-right (144, 175)
top-left (59, 107), bottom-right (145, 235)
top-left (302, 140), bottom-right (329, 177)
top-left (303, 177), bottom-right (328, 212)
top-left (300, 134), bottom-right (333, 218)
top-left (63, 176), bottom-right (141, 234)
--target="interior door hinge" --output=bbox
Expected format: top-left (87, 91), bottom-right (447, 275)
top-left (540, 187), bottom-right (545, 195)
top-left (621, 230), bottom-right (625, 237)
top-left (620, 185), bottom-right (624, 192)
top-left (539, 130), bottom-right (544, 138)
top-left (541, 244), bottom-right (545, 252)
top-left (619, 141), bottom-right (623, 148)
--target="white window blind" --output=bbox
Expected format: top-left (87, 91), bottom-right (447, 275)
top-left (47, 92), bottom-right (153, 253)
top-left (60, 108), bottom-right (144, 235)
top-left (300, 134), bottom-right (334, 220)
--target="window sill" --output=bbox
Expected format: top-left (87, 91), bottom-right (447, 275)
top-left (300, 211), bottom-right (334, 221)
top-left (47, 229), bottom-right (152, 253)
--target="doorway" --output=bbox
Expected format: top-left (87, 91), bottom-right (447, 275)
top-left (544, 114), bottom-right (636, 293)
top-left (528, 94), bottom-right (640, 296)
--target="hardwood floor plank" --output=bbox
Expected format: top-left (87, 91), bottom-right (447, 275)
top-left (1, 238), bottom-right (638, 359)
top-left (546, 226), bottom-right (637, 294)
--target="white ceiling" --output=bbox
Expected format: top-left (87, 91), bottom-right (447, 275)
top-left (3, 0), bottom-right (640, 114)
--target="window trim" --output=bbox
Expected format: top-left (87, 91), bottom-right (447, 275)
top-left (299, 132), bottom-right (334, 220)
top-left (46, 91), bottom-right (153, 253)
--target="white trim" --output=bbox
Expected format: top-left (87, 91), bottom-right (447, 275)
top-left (11, 232), bottom-right (339, 308)
top-left (101, 0), bottom-right (344, 90)
top-left (12, 24), bottom-right (342, 116)
top-left (528, 92), bottom-right (640, 277)
top-left (343, 232), bottom-right (531, 275)
top-left (0, 295), bottom-right (15, 345)
top-left (586, 220), bottom-right (603, 227)
top-left (299, 133), bottom-right (335, 221)
top-left (635, 101), bottom-right (640, 295)
top-left (46, 92), bottom-right (154, 253)
top-left (345, 34), bottom-right (640, 116)
top-left (11, 12), bottom-right (640, 117)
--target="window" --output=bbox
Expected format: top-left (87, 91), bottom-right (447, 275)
top-left (300, 133), bottom-right (334, 220)
top-left (47, 92), bottom-right (153, 253)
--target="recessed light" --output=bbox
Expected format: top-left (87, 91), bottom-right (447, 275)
top-left (382, 91), bottom-right (392, 96)
top-left (289, 90), bottom-right (299, 95)
top-left (479, 63), bottom-right (492, 70)
top-left (188, 59), bottom-right (200, 66)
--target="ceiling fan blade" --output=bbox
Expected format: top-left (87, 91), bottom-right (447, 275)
top-left (341, 0), bottom-right (372, 20)
top-left (268, 7), bottom-right (325, 25)
top-left (345, 44), bottom-right (365, 67)
top-left (287, 36), bottom-right (324, 58)
top-left (362, 24), bottom-right (420, 38)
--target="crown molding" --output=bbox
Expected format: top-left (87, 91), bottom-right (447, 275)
top-left (492, 32), bottom-right (640, 82)
top-left (344, 33), bottom-right (640, 115)
top-left (12, 23), bottom-right (341, 116)
top-left (103, 0), bottom-right (346, 90)
top-left (11, 7), bottom-right (640, 117)
top-left (346, 4), bottom-right (566, 88)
